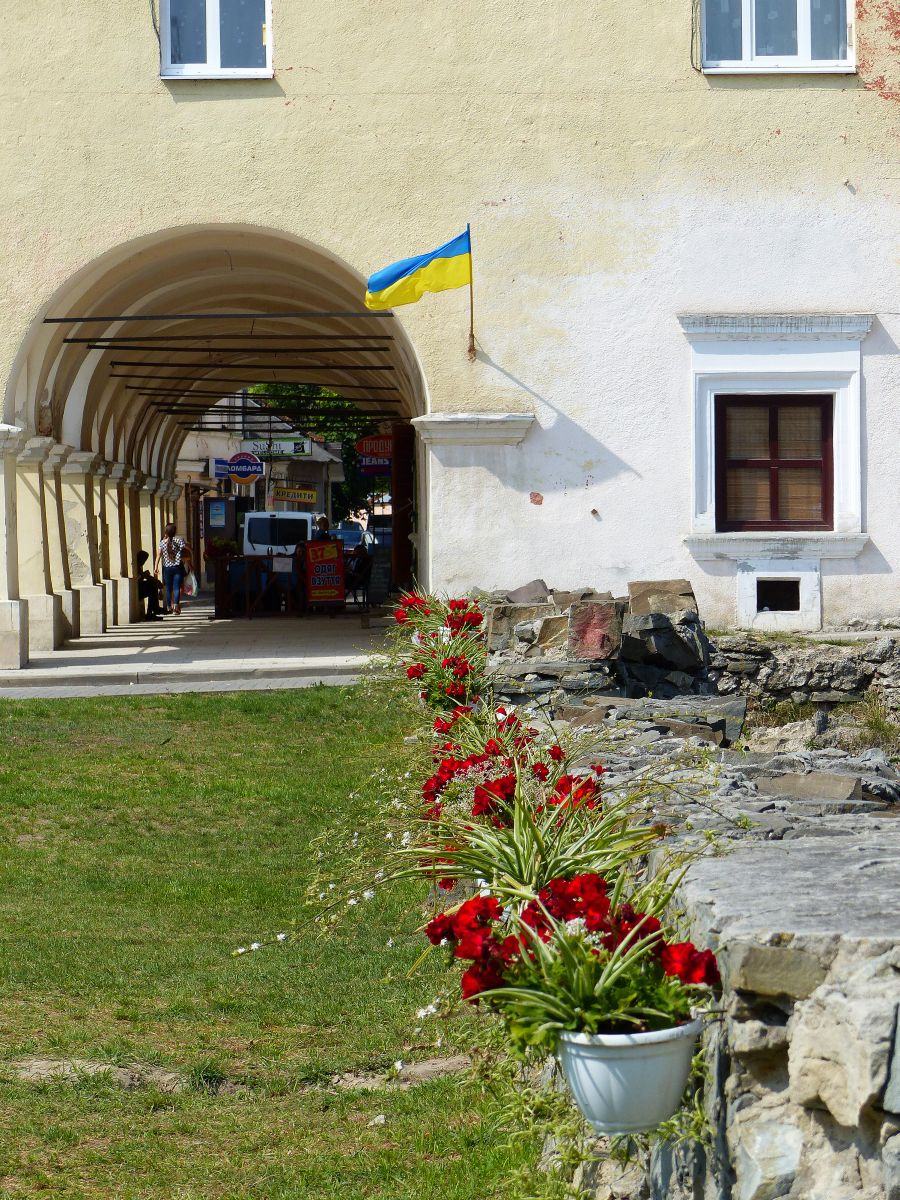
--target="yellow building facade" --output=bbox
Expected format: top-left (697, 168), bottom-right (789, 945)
top-left (1, 1), bottom-right (898, 665)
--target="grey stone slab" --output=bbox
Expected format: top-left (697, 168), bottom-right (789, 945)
top-left (756, 771), bottom-right (863, 804)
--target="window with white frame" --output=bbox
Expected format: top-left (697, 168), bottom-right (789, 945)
top-left (160, 0), bottom-right (272, 78)
top-left (702, 0), bottom-right (854, 72)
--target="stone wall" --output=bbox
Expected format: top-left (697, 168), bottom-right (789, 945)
top-left (710, 636), bottom-right (900, 713)
top-left (538, 703), bottom-right (900, 1200)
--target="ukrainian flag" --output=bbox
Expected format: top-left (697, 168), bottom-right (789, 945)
top-left (364, 229), bottom-right (472, 310)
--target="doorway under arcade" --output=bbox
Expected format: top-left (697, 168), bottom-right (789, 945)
top-left (0, 225), bottom-right (427, 668)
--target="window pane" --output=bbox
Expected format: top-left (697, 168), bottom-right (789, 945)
top-left (778, 406), bottom-right (823, 458)
top-left (726, 407), bottom-right (769, 459)
top-left (755, 0), bottom-right (798, 55)
top-left (220, 0), bottom-right (267, 68)
top-left (726, 468), bottom-right (770, 522)
top-left (705, 0), bottom-right (743, 59)
top-left (811, 0), bottom-right (847, 59)
top-left (170, 0), bottom-right (207, 64)
top-left (779, 467), bottom-right (823, 522)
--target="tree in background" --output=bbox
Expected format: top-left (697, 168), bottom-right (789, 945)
top-left (248, 383), bottom-right (382, 522)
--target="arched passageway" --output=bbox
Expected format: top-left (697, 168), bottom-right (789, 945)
top-left (0, 225), bottom-right (428, 667)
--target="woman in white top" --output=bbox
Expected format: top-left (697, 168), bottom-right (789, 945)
top-left (153, 523), bottom-right (193, 614)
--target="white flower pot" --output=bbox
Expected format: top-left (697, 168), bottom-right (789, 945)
top-left (557, 1018), bottom-right (702, 1134)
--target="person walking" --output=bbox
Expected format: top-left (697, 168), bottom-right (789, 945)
top-left (154, 523), bottom-right (192, 615)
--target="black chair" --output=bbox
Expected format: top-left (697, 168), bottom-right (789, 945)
top-left (346, 556), bottom-right (374, 609)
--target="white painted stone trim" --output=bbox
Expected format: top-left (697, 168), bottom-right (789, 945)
top-left (684, 338), bottom-right (865, 540)
top-left (684, 533), bottom-right (869, 561)
top-left (411, 413), bottom-right (535, 446)
top-left (736, 559), bottom-right (822, 632)
top-left (678, 313), bottom-right (873, 342)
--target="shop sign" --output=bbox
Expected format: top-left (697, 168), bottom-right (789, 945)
top-left (227, 451), bottom-right (264, 486)
top-left (211, 458), bottom-right (230, 479)
top-left (359, 455), bottom-right (392, 476)
top-left (208, 499), bottom-right (227, 528)
top-left (355, 434), bottom-right (393, 458)
top-left (306, 540), bottom-right (345, 604)
top-left (271, 484), bottom-right (317, 505)
top-left (241, 438), bottom-right (313, 459)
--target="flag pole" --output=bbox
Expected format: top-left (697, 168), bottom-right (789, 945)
top-left (466, 222), bottom-right (476, 362)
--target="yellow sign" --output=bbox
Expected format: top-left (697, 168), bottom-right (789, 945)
top-left (272, 485), bottom-right (317, 505)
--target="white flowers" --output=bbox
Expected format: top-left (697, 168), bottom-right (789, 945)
top-left (249, 942), bottom-right (261, 951)
top-left (393, 1059), bottom-right (404, 1072)
top-left (386, 937), bottom-right (395, 948)
top-left (236, 947), bottom-right (247, 955)
top-left (564, 918), bottom-right (586, 936)
top-left (276, 933), bottom-right (287, 942)
top-left (347, 897), bottom-right (358, 907)
top-left (416, 1003), bottom-right (439, 1019)
top-left (401, 831), bottom-right (413, 847)
top-left (362, 889), bottom-right (375, 901)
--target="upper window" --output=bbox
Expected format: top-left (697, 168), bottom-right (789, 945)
top-left (702, 0), bottom-right (854, 72)
top-left (160, 0), bottom-right (272, 78)
top-left (715, 396), bottom-right (833, 531)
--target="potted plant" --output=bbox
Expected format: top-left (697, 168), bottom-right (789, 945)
top-left (427, 874), bottom-right (719, 1134)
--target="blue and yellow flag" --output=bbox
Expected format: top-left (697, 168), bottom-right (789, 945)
top-left (364, 229), bottom-right (472, 310)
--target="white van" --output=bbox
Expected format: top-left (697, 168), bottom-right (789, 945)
top-left (242, 511), bottom-right (317, 556)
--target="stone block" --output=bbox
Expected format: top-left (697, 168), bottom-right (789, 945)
top-left (732, 1113), bottom-right (802, 1200)
top-left (485, 602), bottom-right (557, 651)
top-left (620, 612), bottom-right (709, 672)
top-left (567, 600), bottom-right (623, 661)
top-left (884, 1134), bottom-right (900, 1200)
top-left (23, 592), bottom-right (63, 653)
top-left (74, 584), bottom-right (105, 636)
top-left (551, 588), bottom-right (612, 612)
top-left (789, 951), bottom-right (900, 1126)
top-left (506, 579), bottom-right (550, 604)
top-left (628, 578), bottom-right (698, 617)
top-left (0, 598), bottom-right (28, 669)
top-left (729, 1018), bottom-right (789, 1057)
top-left (655, 718), bottom-right (725, 746)
top-left (533, 614), bottom-right (569, 651)
top-left (728, 941), bottom-right (831, 999)
top-left (756, 772), bottom-right (863, 805)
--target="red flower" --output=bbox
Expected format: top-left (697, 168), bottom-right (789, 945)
top-left (548, 745), bottom-right (565, 763)
top-left (438, 877), bottom-right (457, 891)
top-left (472, 773), bottom-right (516, 817)
top-left (425, 912), bottom-right (456, 945)
top-left (531, 762), bottom-right (550, 780)
top-left (460, 960), bottom-right (504, 1001)
top-left (483, 738), bottom-right (504, 756)
top-left (406, 662), bottom-right (426, 679)
top-left (660, 942), bottom-right (720, 986)
top-left (394, 608), bottom-right (409, 624)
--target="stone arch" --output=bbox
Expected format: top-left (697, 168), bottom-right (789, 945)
top-left (0, 224), bottom-right (429, 666)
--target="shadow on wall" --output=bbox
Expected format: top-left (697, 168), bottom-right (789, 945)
top-left (460, 349), bottom-right (642, 500)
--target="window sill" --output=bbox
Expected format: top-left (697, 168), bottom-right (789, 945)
top-left (685, 532), bottom-right (869, 561)
top-left (701, 64), bottom-right (856, 75)
top-left (160, 69), bottom-right (274, 80)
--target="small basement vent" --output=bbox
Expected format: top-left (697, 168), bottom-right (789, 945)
top-left (756, 578), bottom-right (801, 612)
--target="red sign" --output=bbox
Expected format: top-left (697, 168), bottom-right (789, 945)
top-left (228, 451), bottom-right (264, 486)
top-left (355, 434), bottom-right (393, 457)
top-left (306, 540), bottom-right (345, 604)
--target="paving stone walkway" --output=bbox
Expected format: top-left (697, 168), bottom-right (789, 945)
top-left (0, 597), bottom-right (384, 697)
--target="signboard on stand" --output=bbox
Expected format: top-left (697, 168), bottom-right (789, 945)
top-left (208, 499), bottom-right (227, 528)
top-left (227, 452), bottom-right (264, 487)
top-left (306, 540), bottom-right (345, 604)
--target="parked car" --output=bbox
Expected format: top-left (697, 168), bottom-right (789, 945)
top-left (329, 527), bottom-right (378, 551)
top-left (242, 511), bottom-right (314, 556)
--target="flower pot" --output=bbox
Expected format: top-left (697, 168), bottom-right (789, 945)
top-left (557, 1019), bottom-right (702, 1134)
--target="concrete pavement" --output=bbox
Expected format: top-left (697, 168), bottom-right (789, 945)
top-left (0, 597), bottom-right (386, 698)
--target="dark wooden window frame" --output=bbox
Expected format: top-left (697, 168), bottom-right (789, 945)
top-left (714, 394), bottom-right (834, 532)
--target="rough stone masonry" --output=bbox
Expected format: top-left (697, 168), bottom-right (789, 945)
top-left (487, 577), bottom-right (900, 1200)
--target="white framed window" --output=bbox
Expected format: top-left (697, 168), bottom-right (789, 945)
top-left (160, 0), bottom-right (273, 79)
top-left (702, 0), bottom-right (855, 73)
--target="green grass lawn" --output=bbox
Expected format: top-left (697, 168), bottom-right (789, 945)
top-left (0, 688), bottom-right (532, 1199)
